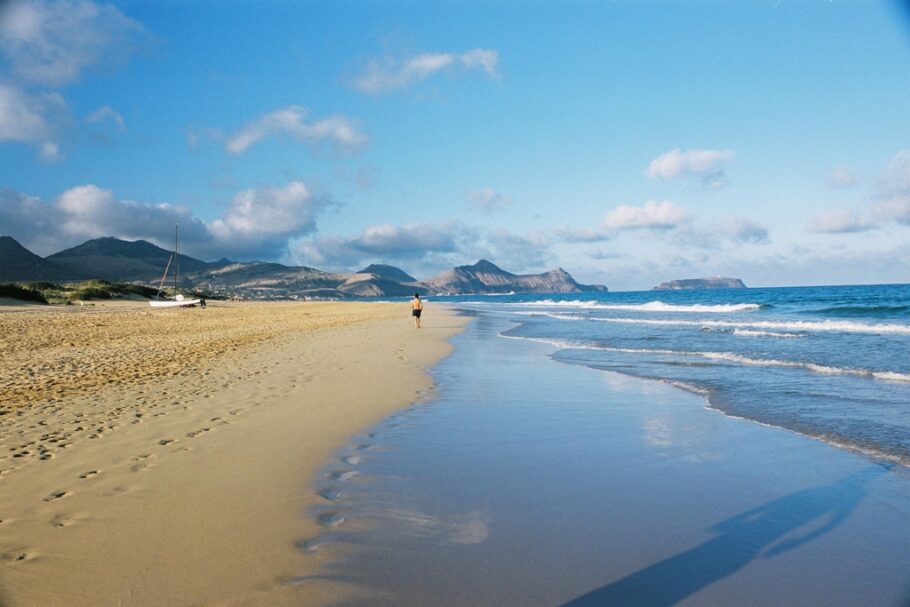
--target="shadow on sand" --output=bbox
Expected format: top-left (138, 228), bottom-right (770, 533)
top-left (561, 465), bottom-right (889, 607)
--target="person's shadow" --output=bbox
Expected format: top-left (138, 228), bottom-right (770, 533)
top-left (561, 465), bottom-right (889, 607)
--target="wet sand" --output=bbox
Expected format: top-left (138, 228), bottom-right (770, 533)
top-left (313, 309), bottom-right (910, 606)
top-left (0, 301), bottom-right (465, 606)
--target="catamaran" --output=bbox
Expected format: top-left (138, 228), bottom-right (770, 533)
top-left (149, 223), bottom-right (203, 308)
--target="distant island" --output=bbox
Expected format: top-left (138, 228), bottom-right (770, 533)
top-left (652, 277), bottom-right (747, 290)
top-left (0, 236), bottom-right (607, 300)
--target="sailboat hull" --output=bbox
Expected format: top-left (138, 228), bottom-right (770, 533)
top-left (149, 299), bottom-right (202, 308)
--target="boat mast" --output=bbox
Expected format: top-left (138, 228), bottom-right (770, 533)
top-left (174, 223), bottom-right (179, 295)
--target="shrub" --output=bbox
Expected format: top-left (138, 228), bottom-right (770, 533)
top-left (77, 279), bottom-right (113, 289)
top-left (114, 283), bottom-right (159, 298)
top-left (23, 281), bottom-right (63, 290)
top-left (0, 284), bottom-right (48, 304)
top-left (72, 287), bottom-right (112, 300)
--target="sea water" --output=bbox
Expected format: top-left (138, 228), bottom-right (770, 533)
top-left (447, 283), bottom-right (910, 466)
top-left (311, 302), bottom-right (910, 606)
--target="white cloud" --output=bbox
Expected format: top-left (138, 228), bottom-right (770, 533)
top-left (485, 229), bottom-right (552, 272)
top-left (466, 187), bottom-right (513, 212)
top-left (208, 182), bottom-right (324, 250)
top-left (553, 225), bottom-right (611, 243)
top-left (872, 198), bottom-right (910, 225)
top-left (289, 222), bottom-right (556, 277)
top-left (290, 221), bottom-right (472, 271)
top-left (39, 141), bottom-right (59, 160)
top-left (604, 200), bottom-right (689, 231)
top-left (0, 1), bottom-right (142, 159)
top-left (349, 48), bottom-right (500, 94)
top-left (827, 166), bottom-right (860, 189)
top-left (351, 223), bottom-right (462, 256)
top-left (872, 150), bottom-right (910, 225)
top-left (0, 82), bottom-right (65, 156)
top-left (645, 148), bottom-right (735, 188)
top-left (86, 104), bottom-right (125, 131)
top-left (226, 105), bottom-right (367, 155)
top-left (0, 182), bottom-right (327, 260)
top-left (808, 209), bottom-right (876, 234)
top-left (0, 0), bottom-right (142, 87)
top-left (722, 217), bottom-right (769, 243)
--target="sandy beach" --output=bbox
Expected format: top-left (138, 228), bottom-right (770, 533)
top-left (0, 300), bottom-right (465, 606)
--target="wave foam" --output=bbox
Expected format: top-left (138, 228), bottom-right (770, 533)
top-left (542, 312), bottom-right (910, 335)
top-left (732, 328), bottom-right (803, 338)
top-left (501, 332), bottom-right (910, 383)
top-left (515, 300), bottom-right (761, 313)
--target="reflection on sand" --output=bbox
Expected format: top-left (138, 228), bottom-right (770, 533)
top-left (318, 310), bottom-right (910, 607)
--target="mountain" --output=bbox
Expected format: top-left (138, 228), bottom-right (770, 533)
top-left (188, 261), bottom-right (430, 299)
top-left (46, 237), bottom-right (217, 282)
top-left (3, 235), bottom-right (609, 298)
top-left (0, 236), bottom-right (80, 282)
top-left (424, 259), bottom-right (607, 294)
top-left (653, 277), bottom-right (747, 290)
top-left (358, 264), bottom-right (419, 284)
top-left (189, 261), bottom-right (341, 298)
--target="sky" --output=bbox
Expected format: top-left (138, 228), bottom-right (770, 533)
top-left (2, 0), bottom-right (910, 291)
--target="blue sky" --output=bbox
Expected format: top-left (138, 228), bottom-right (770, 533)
top-left (2, 0), bottom-right (910, 290)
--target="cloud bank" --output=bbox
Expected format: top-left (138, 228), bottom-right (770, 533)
top-left (1, 182), bottom-right (326, 260)
top-left (808, 209), bottom-right (875, 234)
top-left (290, 222), bottom-right (552, 277)
top-left (0, 0), bottom-right (142, 158)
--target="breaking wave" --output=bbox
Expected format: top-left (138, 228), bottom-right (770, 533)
top-left (512, 300), bottom-right (762, 313)
top-left (538, 312), bottom-right (910, 335)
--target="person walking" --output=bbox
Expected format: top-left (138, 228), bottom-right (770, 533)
top-left (411, 293), bottom-right (423, 328)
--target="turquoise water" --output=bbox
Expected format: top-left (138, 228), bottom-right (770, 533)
top-left (443, 283), bottom-right (910, 466)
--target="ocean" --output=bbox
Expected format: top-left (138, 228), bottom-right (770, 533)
top-left (445, 283), bottom-right (910, 467)
top-left (311, 288), bottom-right (910, 605)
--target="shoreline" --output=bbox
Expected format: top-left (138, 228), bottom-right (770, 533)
top-left (0, 301), bottom-right (467, 606)
top-left (311, 309), bottom-right (910, 606)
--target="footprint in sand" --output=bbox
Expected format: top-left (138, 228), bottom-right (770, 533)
top-left (158, 438), bottom-right (176, 446)
top-left (0, 550), bottom-right (31, 565)
top-left (79, 470), bottom-right (100, 479)
top-left (50, 514), bottom-right (74, 528)
top-left (317, 488), bottom-right (343, 502)
top-left (295, 536), bottom-right (334, 553)
top-left (328, 470), bottom-right (358, 482)
top-left (316, 511), bottom-right (345, 528)
top-left (43, 490), bottom-right (67, 502)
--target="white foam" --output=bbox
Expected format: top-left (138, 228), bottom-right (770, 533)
top-left (544, 313), bottom-right (910, 335)
top-left (732, 328), bottom-right (802, 338)
top-left (499, 332), bottom-right (910, 383)
top-left (511, 299), bottom-right (761, 313)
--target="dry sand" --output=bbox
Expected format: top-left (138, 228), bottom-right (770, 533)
top-left (0, 300), bottom-right (466, 606)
